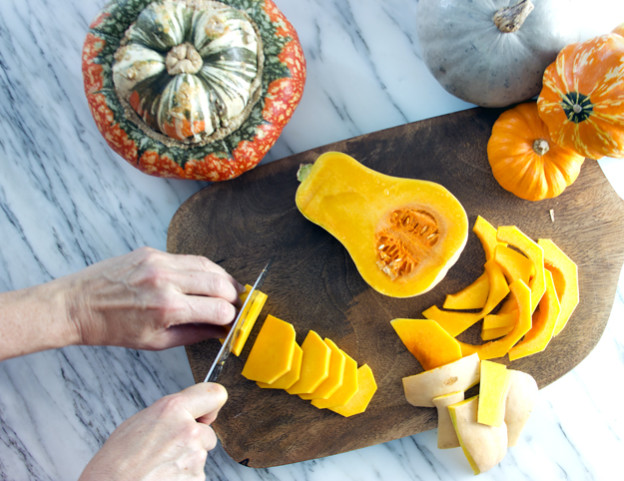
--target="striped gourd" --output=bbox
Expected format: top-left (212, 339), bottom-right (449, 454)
top-left (83, 0), bottom-right (306, 181)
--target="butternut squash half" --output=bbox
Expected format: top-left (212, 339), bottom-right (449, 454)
top-left (295, 152), bottom-right (468, 298)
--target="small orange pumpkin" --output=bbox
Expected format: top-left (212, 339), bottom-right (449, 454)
top-left (537, 27), bottom-right (624, 159)
top-left (487, 102), bottom-right (585, 201)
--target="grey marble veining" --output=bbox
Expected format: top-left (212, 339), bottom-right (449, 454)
top-left (2, 0), bottom-right (624, 480)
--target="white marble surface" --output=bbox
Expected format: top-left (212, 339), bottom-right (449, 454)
top-left (1, 0), bottom-right (624, 479)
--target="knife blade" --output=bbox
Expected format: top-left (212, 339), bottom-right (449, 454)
top-left (203, 261), bottom-right (271, 383)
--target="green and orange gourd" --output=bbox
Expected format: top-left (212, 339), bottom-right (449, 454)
top-left (82, 0), bottom-right (305, 181)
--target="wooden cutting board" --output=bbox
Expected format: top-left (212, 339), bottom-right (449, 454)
top-left (167, 107), bottom-right (624, 468)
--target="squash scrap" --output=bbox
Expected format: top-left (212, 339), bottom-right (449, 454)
top-left (477, 360), bottom-right (511, 427)
top-left (403, 354), bottom-right (538, 474)
top-left (241, 315), bottom-right (297, 384)
top-left (402, 353), bottom-right (481, 407)
top-left (433, 391), bottom-right (464, 449)
top-left (448, 395), bottom-right (508, 475)
top-left (390, 318), bottom-right (462, 370)
top-left (505, 369), bottom-right (538, 446)
top-left (231, 284), bottom-right (268, 356)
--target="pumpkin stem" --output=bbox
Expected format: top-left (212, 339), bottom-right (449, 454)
top-left (533, 139), bottom-right (550, 156)
top-left (297, 163), bottom-right (314, 182)
top-left (493, 0), bottom-right (534, 33)
top-left (166, 42), bottom-right (203, 75)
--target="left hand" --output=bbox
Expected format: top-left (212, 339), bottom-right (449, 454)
top-left (61, 247), bottom-right (244, 350)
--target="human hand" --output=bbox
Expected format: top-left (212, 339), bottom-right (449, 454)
top-left (62, 247), bottom-right (244, 350)
top-left (79, 382), bottom-right (227, 481)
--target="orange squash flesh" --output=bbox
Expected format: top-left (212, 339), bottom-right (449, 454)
top-left (508, 269), bottom-right (560, 360)
top-left (329, 364), bottom-right (377, 417)
top-left (443, 272), bottom-right (490, 310)
top-left (311, 352), bottom-right (359, 409)
top-left (286, 330), bottom-right (331, 395)
top-left (494, 244), bottom-right (534, 284)
top-left (295, 152), bottom-right (468, 298)
top-left (241, 315), bottom-right (297, 384)
top-left (496, 225), bottom-right (545, 312)
top-left (458, 280), bottom-right (532, 360)
top-left (391, 318), bottom-right (463, 370)
top-left (424, 260), bottom-right (509, 337)
top-left (538, 238), bottom-right (579, 336)
top-left (256, 344), bottom-right (303, 390)
top-left (231, 285), bottom-right (268, 356)
top-left (299, 339), bottom-right (346, 400)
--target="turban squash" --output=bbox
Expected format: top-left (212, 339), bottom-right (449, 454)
top-left (82, 0), bottom-right (306, 181)
top-left (537, 24), bottom-right (624, 160)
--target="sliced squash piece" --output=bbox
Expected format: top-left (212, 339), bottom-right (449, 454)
top-left (481, 326), bottom-right (513, 341)
top-left (241, 315), bottom-right (297, 384)
top-left (300, 338), bottom-right (346, 400)
top-left (424, 259), bottom-right (509, 337)
top-left (505, 369), bottom-right (538, 446)
top-left (538, 238), bottom-right (579, 336)
top-left (473, 215), bottom-right (503, 261)
top-left (231, 285), bottom-right (268, 356)
top-left (448, 395), bottom-right (508, 475)
top-left (477, 360), bottom-right (512, 427)
top-left (390, 318), bottom-right (462, 370)
top-left (402, 353), bottom-right (480, 407)
top-left (329, 364), bottom-right (377, 417)
top-left (286, 330), bottom-right (331, 395)
top-left (442, 271), bottom-right (489, 310)
top-left (256, 344), bottom-right (303, 390)
top-left (311, 351), bottom-right (358, 409)
top-left (458, 279), bottom-right (532, 360)
top-left (481, 311), bottom-right (516, 340)
top-left (432, 391), bottom-right (464, 449)
top-left (508, 270), bottom-right (560, 360)
top-left (483, 311), bottom-right (516, 330)
top-left (494, 244), bottom-right (534, 284)
top-left (497, 225), bottom-right (546, 312)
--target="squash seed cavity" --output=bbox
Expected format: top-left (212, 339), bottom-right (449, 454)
top-left (376, 208), bottom-right (440, 280)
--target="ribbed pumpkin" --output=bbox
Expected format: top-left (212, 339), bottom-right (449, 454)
top-left (82, 0), bottom-right (306, 181)
top-left (537, 27), bottom-right (624, 160)
top-left (487, 102), bottom-right (585, 201)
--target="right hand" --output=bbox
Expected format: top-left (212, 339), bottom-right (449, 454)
top-left (79, 382), bottom-right (228, 481)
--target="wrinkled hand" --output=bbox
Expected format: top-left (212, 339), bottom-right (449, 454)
top-left (79, 383), bottom-right (227, 481)
top-left (63, 247), bottom-right (244, 350)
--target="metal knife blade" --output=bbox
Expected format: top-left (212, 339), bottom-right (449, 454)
top-left (203, 261), bottom-right (271, 383)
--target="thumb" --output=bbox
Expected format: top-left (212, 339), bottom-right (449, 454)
top-left (176, 382), bottom-right (228, 421)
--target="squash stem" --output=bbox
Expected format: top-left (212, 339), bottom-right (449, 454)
top-left (533, 139), bottom-right (550, 156)
top-left (493, 0), bottom-right (534, 33)
top-left (296, 163), bottom-right (313, 182)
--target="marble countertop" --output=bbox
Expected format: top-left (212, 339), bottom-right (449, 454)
top-left (2, 0), bottom-right (624, 479)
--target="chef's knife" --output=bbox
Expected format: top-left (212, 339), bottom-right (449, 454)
top-left (203, 261), bottom-right (271, 383)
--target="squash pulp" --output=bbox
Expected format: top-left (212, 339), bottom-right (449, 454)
top-left (295, 152), bottom-right (468, 298)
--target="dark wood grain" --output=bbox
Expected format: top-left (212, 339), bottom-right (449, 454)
top-left (167, 107), bottom-right (624, 468)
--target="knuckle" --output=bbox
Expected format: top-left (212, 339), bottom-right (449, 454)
top-left (213, 299), bottom-right (236, 324)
